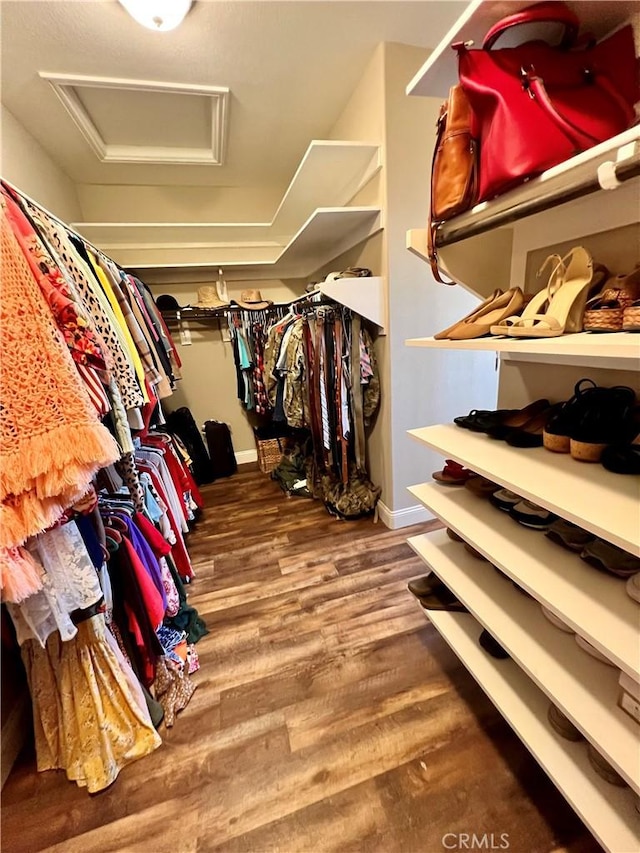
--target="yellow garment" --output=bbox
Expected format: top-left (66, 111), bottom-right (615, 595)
top-left (88, 254), bottom-right (149, 404)
top-left (22, 615), bottom-right (161, 792)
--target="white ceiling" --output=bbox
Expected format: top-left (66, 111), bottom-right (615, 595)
top-left (1, 0), bottom-right (464, 190)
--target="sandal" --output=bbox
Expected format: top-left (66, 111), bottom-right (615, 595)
top-left (490, 254), bottom-right (563, 336)
top-left (437, 289), bottom-right (525, 341)
top-left (543, 378), bottom-right (599, 453)
top-left (626, 573), bottom-right (640, 603)
top-left (575, 634), bottom-right (616, 667)
top-left (506, 246), bottom-right (594, 338)
top-left (548, 703), bottom-right (583, 741)
top-left (545, 518), bottom-right (595, 553)
top-left (432, 459), bottom-right (475, 485)
top-left (580, 539), bottom-right (640, 579)
top-left (569, 386), bottom-right (636, 463)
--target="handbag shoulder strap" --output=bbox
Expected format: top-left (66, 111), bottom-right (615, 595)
top-left (428, 97), bottom-right (456, 286)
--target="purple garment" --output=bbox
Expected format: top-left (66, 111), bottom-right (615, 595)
top-left (117, 513), bottom-right (168, 611)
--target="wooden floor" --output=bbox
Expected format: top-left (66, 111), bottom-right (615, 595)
top-left (2, 469), bottom-right (598, 853)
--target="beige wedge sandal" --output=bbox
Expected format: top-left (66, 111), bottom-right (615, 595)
top-left (506, 247), bottom-right (593, 338)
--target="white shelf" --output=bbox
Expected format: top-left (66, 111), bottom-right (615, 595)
top-left (414, 604), bottom-right (640, 853)
top-left (406, 1), bottom-right (639, 99)
top-left (408, 482), bottom-right (640, 680)
top-left (72, 139), bottom-right (381, 276)
top-left (409, 529), bottom-right (640, 793)
top-left (319, 276), bottom-right (386, 334)
top-left (405, 331), bottom-right (640, 369)
top-left (409, 424), bottom-right (640, 556)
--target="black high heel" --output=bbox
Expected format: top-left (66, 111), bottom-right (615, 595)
top-left (484, 398), bottom-right (551, 440)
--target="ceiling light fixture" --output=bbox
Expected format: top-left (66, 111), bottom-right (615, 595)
top-left (118, 0), bottom-right (193, 32)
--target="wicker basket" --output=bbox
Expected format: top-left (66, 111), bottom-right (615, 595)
top-left (255, 437), bottom-right (285, 474)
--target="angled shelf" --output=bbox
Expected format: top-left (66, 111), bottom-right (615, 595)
top-left (408, 424), bottom-right (640, 556)
top-left (408, 483), bottom-right (640, 680)
top-left (409, 530), bottom-right (640, 793)
top-left (406, 1), bottom-right (639, 99)
top-left (405, 331), bottom-right (640, 370)
top-left (414, 605), bottom-right (640, 853)
top-left (72, 139), bottom-right (381, 276)
top-left (318, 276), bottom-right (386, 334)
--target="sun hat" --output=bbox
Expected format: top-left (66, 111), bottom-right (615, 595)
top-left (195, 285), bottom-right (228, 309)
top-left (236, 289), bottom-right (272, 310)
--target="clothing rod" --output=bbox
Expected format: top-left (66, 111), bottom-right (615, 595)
top-left (1, 177), bottom-right (109, 262)
top-left (435, 154), bottom-right (640, 248)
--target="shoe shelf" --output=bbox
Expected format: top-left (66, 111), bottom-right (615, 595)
top-left (408, 425), bottom-right (640, 556)
top-left (409, 530), bottom-right (640, 794)
top-left (408, 483), bottom-right (640, 680)
top-left (405, 332), bottom-right (640, 370)
top-left (413, 603), bottom-right (640, 853)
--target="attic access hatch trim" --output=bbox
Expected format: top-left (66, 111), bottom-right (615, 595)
top-left (39, 72), bottom-right (229, 165)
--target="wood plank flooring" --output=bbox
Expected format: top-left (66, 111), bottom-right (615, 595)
top-left (1, 469), bottom-right (598, 853)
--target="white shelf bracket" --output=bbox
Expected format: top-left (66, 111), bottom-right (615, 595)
top-left (597, 141), bottom-right (640, 191)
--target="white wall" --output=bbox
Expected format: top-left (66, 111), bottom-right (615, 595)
top-left (151, 279), bottom-right (303, 455)
top-left (76, 183), bottom-right (283, 223)
top-left (382, 43), bottom-right (497, 514)
top-left (325, 44), bottom-right (392, 504)
top-left (0, 105), bottom-right (81, 221)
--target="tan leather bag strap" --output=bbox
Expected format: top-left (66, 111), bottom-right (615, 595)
top-left (428, 103), bottom-right (455, 286)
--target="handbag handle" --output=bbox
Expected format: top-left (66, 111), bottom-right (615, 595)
top-left (523, 68), bottom-right (635, 150)
top-left (483, 1), bottom-right (579, 51)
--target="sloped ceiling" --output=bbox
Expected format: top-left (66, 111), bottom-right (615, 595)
top-left (1, 0), bottom-right (464, 190)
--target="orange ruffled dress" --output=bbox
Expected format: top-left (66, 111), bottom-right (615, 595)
top-left (0, 207), bottom-right (119, 601)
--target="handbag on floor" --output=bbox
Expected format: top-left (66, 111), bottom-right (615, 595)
top-left (204, 420), bottom-right (237, 479)
top-left (456, 3), bottom-right (639, 202)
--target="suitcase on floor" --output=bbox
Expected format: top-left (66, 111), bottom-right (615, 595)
top-left (204, 420), bottom-right (237, 479)
top-left (166, 407), bottom-right (215, 484)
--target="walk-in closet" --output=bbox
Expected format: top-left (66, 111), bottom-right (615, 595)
top-left (1, 2), bottom-right (638, 852)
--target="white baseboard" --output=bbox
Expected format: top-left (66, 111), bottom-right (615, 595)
top-left (377, 501), bottom-right (434, 530)
top-left (235, 449), bottom-right (258, 465)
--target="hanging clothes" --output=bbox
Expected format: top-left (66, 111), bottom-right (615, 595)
top-left (0, 208), bottom-right (119, 579)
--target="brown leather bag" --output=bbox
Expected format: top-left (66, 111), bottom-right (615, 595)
top-left (428, 85), bottom-right (478, 284)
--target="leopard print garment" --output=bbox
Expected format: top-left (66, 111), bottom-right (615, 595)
top-left (24, 201), bottom-right (145, 412)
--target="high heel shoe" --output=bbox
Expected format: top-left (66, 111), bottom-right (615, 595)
top-left (490, 254), bottom-right (562, 336)
top-left (440, 289), bottom-right (525, 341)
top-left (505, 403), bottom-right (564, 448)
top-left (434, 289), bottom-right (503, 340)
top-left (506, 246), bottom-right (593, 338)
top-left (484, 398), bottom-right (551, 440)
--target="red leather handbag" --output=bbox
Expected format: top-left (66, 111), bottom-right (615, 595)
top-left (456, 4), bottom-right (639, 202)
